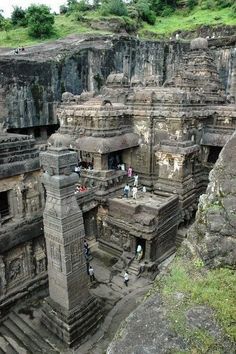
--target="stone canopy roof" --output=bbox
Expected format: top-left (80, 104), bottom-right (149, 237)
top-left (75, 132), bottom-right (139, 154)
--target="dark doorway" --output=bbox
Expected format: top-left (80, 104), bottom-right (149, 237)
top-left (0, 191), bottom-right (10, 218)
top-left (135, 237), bottom-right (146, 257)
top-left (108, 151), bottom-right (122, 170)
top-left (83, 210), bottom-right (98, 241)
top-left (207, 146), bottom-right (222, 163)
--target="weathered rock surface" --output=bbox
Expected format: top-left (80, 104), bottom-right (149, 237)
top-left (189, 130), bottom-right (236, 268)
top-left (0, 34), bottom-right (235, 130)
top-left (107, 295), bottom-right (234, 354)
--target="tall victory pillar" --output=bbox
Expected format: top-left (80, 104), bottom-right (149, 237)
top-left (40, 137), bottom-right (102, 346)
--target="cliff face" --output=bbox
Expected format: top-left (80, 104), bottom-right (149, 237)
top-left (0, 34), bottom-right (235, 130)
top-left (189, 130), bottom-right (236, 268)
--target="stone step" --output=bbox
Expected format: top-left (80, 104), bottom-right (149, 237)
top-left (176, 228), bottom-right (188, 247)
top-left (0, 335), bottom-right (19, 354)
top-left (0, 326), bottom-right (29, 354)
top-left (128, 266), bottom-right (140, 276)
top-left (10, 311), bottom-right (56, 353)
top-left (1, 317), bottom-right (40, 354)
top-left (0, 336), bottom-right (8, 354)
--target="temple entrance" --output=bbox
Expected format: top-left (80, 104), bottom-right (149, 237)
top-left (0, 190), bottom-right (10, 222)
top-left (83, 209), bottom-right (98, 241)
top-left (135, 237), bottom-right (146, 259)
top-left (207, 146), bottom-right (222, 163)
top-left (108, 151), bottom-right (123, 170)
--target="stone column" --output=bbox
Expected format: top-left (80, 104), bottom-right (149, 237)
top-left (145, 240), bottom-right (152, 262)
top-left (93, 152), bottom-right (108, 170)
top-left (40, 141), bottom-right (102, 347)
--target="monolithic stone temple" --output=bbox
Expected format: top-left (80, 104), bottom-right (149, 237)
top-left (0, 34), bottom-right (235, 350)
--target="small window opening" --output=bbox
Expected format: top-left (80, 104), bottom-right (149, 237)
top-left (207, 146), bottom-right (222, 163)
top-left (0, 191), bottom-right (10, 218)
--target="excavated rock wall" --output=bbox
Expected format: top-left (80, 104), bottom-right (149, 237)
top-left (0, 35), bottom-right (235, 130)
top-left (189, 130), bottom-right (236, 268)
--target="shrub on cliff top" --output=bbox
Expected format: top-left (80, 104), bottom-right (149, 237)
top-left (100, 0), bottom-right (128, 17)
top-left (11, 6), bottom-right (27, 27)
top-left (26, 4), bottom-right (55, 38)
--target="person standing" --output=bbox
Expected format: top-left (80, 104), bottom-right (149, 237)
top-left (136, 244), bottom-right (143, 261)
top-left (89, 265), bottom-right (95, 282)
top-left (132, 185), bottom-right (138, 199)
top-left (84, 239), bottom-right (90, 254)
top-left (74, 164), bottom-right (81, 177)
top-left (127, 166), bottom-right (133, 178)
top-left (134, 174), bottom-right (139, 187)
top-left (123, 184), bottom-right (130, 198)
top-left (124, 271), bottom-right (129, 287)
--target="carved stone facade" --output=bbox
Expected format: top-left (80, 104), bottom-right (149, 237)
top-left (0, 132), bottom-right (46, 315)
top-left (0, 36), bottom-right (235, 319)
top-left (51, 37), bottom-right (235, 271)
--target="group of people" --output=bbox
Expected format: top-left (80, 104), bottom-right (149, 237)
top-left (124, 169), bottom-right (139, 199)
top-left (124, 169), bottom-right (147, 199)
top-left (83, 238), bottom-right (144, 288)
top-left (84, 239), bottom-right (96, 282)
top-left (75, 184), bottom-right (88, 193)
top-left (74, 160), bottom-right (94, 176)
top-left (14, 46), bottom-right (25, 54)
top-left (123, 244), bottom-right (143, 287)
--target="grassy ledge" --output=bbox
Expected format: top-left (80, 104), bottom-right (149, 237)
top-left (140, 7), bottom-right (236, 38)
top-left (145, 253), bottom-right (236, 352)
top-left (0, 6), bottom-right (235, 48)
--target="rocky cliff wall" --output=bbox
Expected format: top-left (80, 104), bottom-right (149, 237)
top-left (0, 35), bottom-right (235, 130)
top-left (188, 130), bottom-right (236, 268)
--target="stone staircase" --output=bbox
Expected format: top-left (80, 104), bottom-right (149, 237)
top-left (128, 258), bottom-right (141, 276)
top-left (176, 227), bottom-right (188, 247)
top-left (0, 310), bottom-right (59, 354)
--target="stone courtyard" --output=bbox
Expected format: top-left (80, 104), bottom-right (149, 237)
top-left (0, 241), bottom-right (153, 354)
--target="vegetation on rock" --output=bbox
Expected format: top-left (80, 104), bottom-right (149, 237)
top-left (0, 0), bottom-right (235, 46)
top-left (145, 253), bottom-right (236, 352)
top-left (26, 5), bottom-right (55, 38)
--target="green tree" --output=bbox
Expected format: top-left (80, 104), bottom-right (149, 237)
top-left (2, 19), bottom-right (11, 33)
top-left (26, 4), bottom-right (54, 38)
top-left (59, 5), bottom-right (68, 14)
top-left (11, 6), bottom-right (27, 26)
top-left (67, 0), bottom-right (79, 13)
top-left (135, 0), bottom-right (156, 24)
top-left (0, 9), bottom-right (4, 26)
top-left (77, 0), bottom-right (91, 12)
top-left (100, 0), bottom-right (128, 16)
top-left (150, 0), bottom-right (177, 15)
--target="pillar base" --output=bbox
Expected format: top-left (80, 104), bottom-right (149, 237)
top-left (41, 296), bottom-right (102, 347)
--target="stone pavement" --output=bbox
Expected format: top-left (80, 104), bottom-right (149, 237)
top-left (74, 243), bottom-right (153, 354)
top-left (0, 242), bottom-right (153, 354)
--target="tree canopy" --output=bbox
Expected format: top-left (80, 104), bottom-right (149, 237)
top-left (26, 4), bottom-right (54, 38)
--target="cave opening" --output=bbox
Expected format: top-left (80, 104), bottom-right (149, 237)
top-left (207, 146), bottom-right (222, 163)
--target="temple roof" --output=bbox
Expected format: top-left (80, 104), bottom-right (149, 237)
top-left (75, 132), bottom-right (139, 153)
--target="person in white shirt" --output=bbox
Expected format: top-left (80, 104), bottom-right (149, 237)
top-left (124, 271), bottom-right (129, 287)
top-left (134, 174), bottom-right (139, 187)
top-left (132, 186), bottom-right (138, 199)
top-left (136, 244), bottom-right (143, 261)
top-left (89, 265), bottom-right (95, 282)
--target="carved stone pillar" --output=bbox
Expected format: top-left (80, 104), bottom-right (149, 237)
top-left (93, 153), bottom-right (108, 170)
top-left (145, 240), bottom-right (152, 262)
top-left (40, 140), bottom-right (102, 347)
